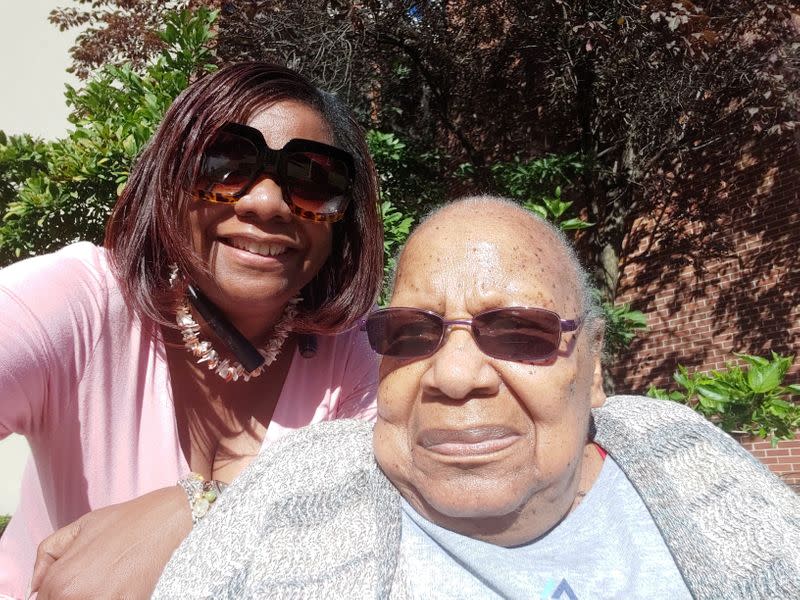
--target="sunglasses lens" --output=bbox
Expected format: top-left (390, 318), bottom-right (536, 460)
top-left (473, 308), bottom-right (562, 361)
top-left (284, 151), bottom-right (351, 217)
top-left (198, 130), bottom-right (259, 194)
top-left (365, 309), bottom-right (443, 357)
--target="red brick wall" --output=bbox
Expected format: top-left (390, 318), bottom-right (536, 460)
top-left (610, 132), bottom-right (800, 481)
top-left (739, 432), bottom-right (800, 492)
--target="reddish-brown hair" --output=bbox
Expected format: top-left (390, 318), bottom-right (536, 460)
top-left (104, 62), bottom-right (383, 333)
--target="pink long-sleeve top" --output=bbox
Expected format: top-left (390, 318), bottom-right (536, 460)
top-left (0, 242), bottom-right (378, 598)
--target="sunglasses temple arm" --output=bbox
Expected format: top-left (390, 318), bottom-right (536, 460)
top-left (187, 284), bottom-right (265, 373)
top-left (561, 318), bottom-right (581, 332)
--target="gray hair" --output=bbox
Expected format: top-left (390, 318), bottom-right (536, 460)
top-left (389, 195), bottom-right (604, 347)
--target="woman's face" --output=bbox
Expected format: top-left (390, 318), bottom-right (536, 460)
top-left (373, 207), bottom-right (604, 546)
top-left (188, 101), bottom-right (334, 328)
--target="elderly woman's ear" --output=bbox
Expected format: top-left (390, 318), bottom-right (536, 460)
top-left (591, 326), bottom-right (606, 408)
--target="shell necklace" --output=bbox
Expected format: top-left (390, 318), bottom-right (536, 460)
top-left (171, 269), bottom-right (300, 382)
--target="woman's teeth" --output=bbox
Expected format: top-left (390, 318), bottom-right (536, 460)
top-left (229, 239), bottom-right (288, 257)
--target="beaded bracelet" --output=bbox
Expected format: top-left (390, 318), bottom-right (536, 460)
top-left (178, 472), bottom-right (228, 525)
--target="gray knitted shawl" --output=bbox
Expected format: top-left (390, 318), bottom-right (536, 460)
top-left (153, 396), bottom-right (800, 599)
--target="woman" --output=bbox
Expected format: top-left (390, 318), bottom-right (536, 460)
top-left (0, 62), bottom-right (383, 598)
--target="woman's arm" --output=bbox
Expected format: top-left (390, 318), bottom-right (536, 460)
top-left (0, 244), bottom-right (194, 599)
top-left (30, 487), bottom-right (192, 600)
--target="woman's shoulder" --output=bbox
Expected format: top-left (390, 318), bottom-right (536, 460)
top-left (0, 242), bottom-right (114, 294)
top-left (155, 420), bottom-right (400, 599)
top-left (0, 242), bottom-right (130, 358)
top-left (592, 393), bottom-right (800, 518)
top-left (186, 419), bottom-right (382, 544)
top-left (314, 320), bottom-right (372, 349)
top-left (303, 322), bottom-right (379, 376)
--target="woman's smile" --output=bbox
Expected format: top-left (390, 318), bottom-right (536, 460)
top-left (228, 236), bottom-right (290, 258)
top-left (215, 236), bottom-right (298, 270)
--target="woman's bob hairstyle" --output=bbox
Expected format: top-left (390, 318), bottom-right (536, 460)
top-left (105, 62), bottom-right (383, 334)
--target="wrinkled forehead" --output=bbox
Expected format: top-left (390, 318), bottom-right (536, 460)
top-left (393, 213), bottom-right (583, 314)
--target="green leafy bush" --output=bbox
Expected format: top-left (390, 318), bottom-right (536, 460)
top-left (490, 153), bottom-right (584, 201)
top-left (599, 299), bottom-right (648, 359)
top-left (453, 154), bottom-right (593, 234)
top-left (0, 8), bottom-right (218, 266)
top-left (487, 153), bottom-right (592, 231)
top-left (648, 352), bottom-right (800, 444)
top-left (0, 134), bottom-right (55, 265)
top-left (456, 154), bottom-right (592, 233)
top-left (0, 133), bottom-right (51, 203)
top-left (366, 130), bottom-right (443, 302)
top-left (0, 514), bottom-right (9, 538)
top-left (522, 187), bottom-right (594, 232)
top-left (366, 130), bottom-right (443, 217)
top-left (379, 199), bottom-right (414, 305)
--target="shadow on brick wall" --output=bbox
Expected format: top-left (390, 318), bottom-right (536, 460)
top-left (611, 133), bottom-right (800, 392)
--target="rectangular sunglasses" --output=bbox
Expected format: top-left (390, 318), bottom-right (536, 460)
top-left (362, 307), bottom-right (581, 362)
top-left (195, 122), bottom-right (356, 222)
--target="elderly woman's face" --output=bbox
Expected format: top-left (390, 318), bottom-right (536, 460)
top-left (188, 101), bottom-right (333, 323)
top-left (373, 208), bottom-right (604, 545)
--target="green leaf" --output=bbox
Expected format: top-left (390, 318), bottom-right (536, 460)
top-left (674, 367), bottom-right (692, 390)
top-left (622, 310), bottom-right (647, 326)
top-left (696, 384), bottom-right (731, 403)
top-left (647, 386), bottom-right (669, 400)
top-left (525, 203), bottom-right (548, 220)
top-left (558, 217), bottom-right (594, 231)
top-left (543, 196), bottom-right (569, 218)
top-left (747, 361), bottom-right (783, 393)
top-left (766, 398), bottom-right (794, 417)
top-left (121, 135), bottom-right (138, 156)
top-left (696, 393), bottom-right (722, 411)
top-left (734, 352), bottom-right (769, 367)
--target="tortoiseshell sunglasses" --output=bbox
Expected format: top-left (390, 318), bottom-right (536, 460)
top-left (195, 122), bottom-right (355, 223)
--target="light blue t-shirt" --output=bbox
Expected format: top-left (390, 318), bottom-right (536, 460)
top-left (400, 456), bottom-right (692, 599)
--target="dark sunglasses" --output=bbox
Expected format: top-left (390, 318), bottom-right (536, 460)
top-left (362, 307), bottom-right (581, 362)
top-left (194, 122), bottom-right (356, 223)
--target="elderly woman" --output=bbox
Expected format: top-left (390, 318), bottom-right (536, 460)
top-left (0, 63), bottom-right (382, 598)
top-left (154, 196), bottom-right (799, 599)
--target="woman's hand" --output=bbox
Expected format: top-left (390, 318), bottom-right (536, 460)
top-left (29, 486), bottom-right (191, 599)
